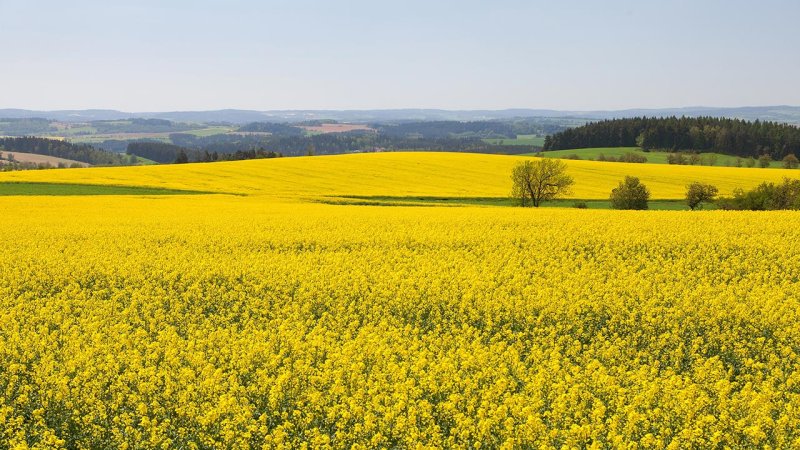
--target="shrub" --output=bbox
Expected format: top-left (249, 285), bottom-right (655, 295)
top-left (718, 178), bottom-right (800, 210)
top-left (610, 176), bottom-right (650, 210)
top-left (667, 152), bottom-right (700, 165)
top-left (759, 154), bottom-right (772, 168)
top-left (573, 201), bottom-right (588, 209)
top-left (685, 182), bottom-right (719, 210)
top-left (782, 154), bottom-right (799, 169)
top-left (618, 152), bottom-right (647, 163)
top-left (667, 153), bottom-right (686, 165)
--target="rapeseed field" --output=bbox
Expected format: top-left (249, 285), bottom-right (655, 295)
top-left (2, 152), bottom-right (799, 199)
top-left (1, 191), bottom-right (799, 448)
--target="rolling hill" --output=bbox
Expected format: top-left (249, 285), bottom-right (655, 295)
top-left (3, 106), bottom-right (800, 123)
top-left (1, 152), bottom-right (798, 201)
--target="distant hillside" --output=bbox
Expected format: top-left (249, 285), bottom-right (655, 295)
top-left (3, 106), bottom-right (800, 124)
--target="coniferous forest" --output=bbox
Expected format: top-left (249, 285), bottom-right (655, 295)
top-left (544, 117), bottom-right (800, 158)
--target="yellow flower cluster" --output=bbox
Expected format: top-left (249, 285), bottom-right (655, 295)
top-left (1, 195), bottom-right (798, 448)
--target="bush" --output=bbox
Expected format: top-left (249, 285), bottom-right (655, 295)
top-left (703, 154), bottom-right (718, 166)
top-left (718, 178), bottom-right (800, 210)
top-left (782, 154), bottom-right (799, 169)
top-left (685, 182), bottom-right (718, 210)
top-left (573, 201), bottom-right (588, 209)
top-left (667, 153), bottom-right (686, 165)
top-left (759, 154), bottom-right (772, 168)
top-left (667, 152), bottom-right (697, 165)
top-left (610, 176), bottom-right (650, 210)
top-left (618, 152), bottom-right (648, 163)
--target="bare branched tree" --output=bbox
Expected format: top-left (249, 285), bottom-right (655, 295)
top-left (511, 159), bottom-right (574, 207)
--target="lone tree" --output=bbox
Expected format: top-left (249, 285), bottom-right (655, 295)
top-left (610, 176), bottom-right (650, 210)
top-left (758, 154), bottom-right (772, 168)
top-left (511, 159), bottom-right (574, 207)
top-left (685, 182), bottom-right (719, 210)
top-left (782, 154), bottom-right (799, 169)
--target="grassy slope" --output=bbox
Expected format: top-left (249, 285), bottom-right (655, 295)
top-left (0, 152), bottom-right (798, 200)
top-left (130, 155), bottom-right (159, 165)
top-left (531, 147), bottom-right (786, 167)
top-left (0, 182), bottom-right (212, 196)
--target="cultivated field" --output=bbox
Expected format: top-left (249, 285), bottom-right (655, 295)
top-left (0, 153), bottom-right (799, 448)
top-left (300, 123), bottom-right (374, 134)
top-left (483, 134), bottom-right (546, 147)
top-left (0, 151), bottom-right (89, 167)
top-left (1, 152), bottom-right (798, 199)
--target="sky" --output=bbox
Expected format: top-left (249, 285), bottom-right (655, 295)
top-left (1, 0), bottom-right (799, 111)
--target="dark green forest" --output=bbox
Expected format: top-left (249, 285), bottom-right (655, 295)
top-left (127, 141), bottom-right (283, 163)
top-left (544, 117), bottom-right (800, 158)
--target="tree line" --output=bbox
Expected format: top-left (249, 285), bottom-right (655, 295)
top-left (126, 142), bottom-right (283, 164)
top-left (161, 133), bottom-right (536, 158)
top-left (544, 116), bottom-right (800, 159)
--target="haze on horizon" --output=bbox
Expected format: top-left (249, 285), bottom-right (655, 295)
top-left (2, 0), bottom-right (799, 112)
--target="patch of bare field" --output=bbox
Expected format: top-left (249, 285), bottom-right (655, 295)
top-left (230, 131), bottom-right (272, 136)
top-left (300, 124), bottom-right (374, 134)
top-left (0, 151), bottom-right (89, 167)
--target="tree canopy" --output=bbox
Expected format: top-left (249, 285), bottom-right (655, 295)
top-left (610, 176), bottom-right (650, 210)
top-left (510, 159), bottom-right (574, 207)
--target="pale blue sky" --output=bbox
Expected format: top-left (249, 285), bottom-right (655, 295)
top-left (1, 0), bottom-right (798, 111)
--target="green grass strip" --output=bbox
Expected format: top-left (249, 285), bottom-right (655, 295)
top-left (0, 182), bottom-right (215, 196)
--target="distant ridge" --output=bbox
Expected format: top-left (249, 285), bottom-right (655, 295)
top-left (2, 106), bottom-right (800, 124)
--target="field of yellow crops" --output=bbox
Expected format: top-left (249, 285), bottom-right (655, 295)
top-left (1, 154), bottom-right (800, 448)
top-left (2, 152), bottom-right (799, 199)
